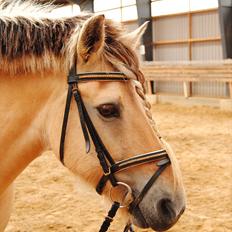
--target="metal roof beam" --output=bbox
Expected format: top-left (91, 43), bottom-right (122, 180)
top-left (218, 0), bottom-right (232, 58)
top-left (75, 0), bottom-right (93, 12)
top-left (136, 0), bottom-right (153, 61)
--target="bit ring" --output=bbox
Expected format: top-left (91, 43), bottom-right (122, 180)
top-left (109, 182), bottom-right (133, 208)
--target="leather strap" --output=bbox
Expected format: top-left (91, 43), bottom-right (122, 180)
top-left (73, 88), bottom-right (91, 153)
top-left (111, 149), bottom-right (168, 172)
top-left (59, 84), bottom-right (73, 164)
top-left (79, 94), bottom-right (115, 166)
top-left (96, 150), bottom-right (169, 194)
top-left (76, 87), bottom-right (118, 186)
top-left (60, 60), bottom-right (77, 164)
top-left (129, 158), bottom-right (170, 213)
top-left (69, 73), bottom-right (128, 84)
top-left (99, 201), bottom-right (120, 232)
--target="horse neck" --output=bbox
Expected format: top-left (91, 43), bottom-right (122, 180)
top-left (0, 71), bottom-right (66, 193)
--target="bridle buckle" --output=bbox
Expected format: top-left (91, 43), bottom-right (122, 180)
top-left (103, 168), bottom-right (111, 176)
top-left (72, 83), bottom-right (78, 93)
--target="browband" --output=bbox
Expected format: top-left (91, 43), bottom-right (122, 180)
top-left (68, 72), bottom-right (129, 84)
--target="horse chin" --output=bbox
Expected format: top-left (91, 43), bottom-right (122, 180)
top-left (129, 205), bottom-right (183, 232)
top-left (130, 212), bottom-right (176, 232)
top-left (130, 210), bottom-right (149, 229)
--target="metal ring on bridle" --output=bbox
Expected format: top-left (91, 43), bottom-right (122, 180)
top-left (109, 182), bottom-right (133, 208)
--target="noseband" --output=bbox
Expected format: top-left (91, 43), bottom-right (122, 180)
top-left (60, 62), bottom-right (170, 232)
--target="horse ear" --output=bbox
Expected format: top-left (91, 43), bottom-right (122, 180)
top-left (120, 21), bottom-right (149, 49)
top-left (77, 15), bottom-right (105, 62)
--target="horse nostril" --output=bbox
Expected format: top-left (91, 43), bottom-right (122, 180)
top-left (157, 198), bottom-right (176, 222)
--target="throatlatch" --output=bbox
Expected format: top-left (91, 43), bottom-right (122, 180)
top-left (60, 61), bottom-right (171, 231)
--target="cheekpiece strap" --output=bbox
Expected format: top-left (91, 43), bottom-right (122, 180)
top-left (99, 201), bottom-right (120, 232)
top-left (129, 158), bottom-right (170, 213)
top-left (59, 84), bottom-right (73, 164)
top-left (73, 88), bottom-right (91, 153)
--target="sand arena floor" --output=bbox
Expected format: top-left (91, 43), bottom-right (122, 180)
top-left (5, 104), bottom-right (232, 232)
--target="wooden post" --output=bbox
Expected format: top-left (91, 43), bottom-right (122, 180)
top-left (229, 82), bottom-right (232, 98)
top-left (183, 81), bottom-right (191, 98)
top-left (188, 12), bottom-right (192, 61)
top-left (146, 80), bottom-right (152, 94)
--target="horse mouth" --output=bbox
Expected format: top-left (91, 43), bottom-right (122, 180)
top-left (130, 211), bottom-right (176, 231)
top-left (130, 206), bottom-right (149, 229)
top-left (130, 204), bottom-right (185, 231)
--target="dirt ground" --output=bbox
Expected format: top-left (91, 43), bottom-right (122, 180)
top-left (5, 104), bottom-right (232, 232)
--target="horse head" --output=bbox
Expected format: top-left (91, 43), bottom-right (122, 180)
top-left (47, 14), bottom-right (186, 231)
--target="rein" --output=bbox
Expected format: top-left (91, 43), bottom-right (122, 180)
top-left (60, 62), bottom-right (171, 231)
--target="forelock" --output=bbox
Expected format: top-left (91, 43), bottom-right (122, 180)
top-left (103, 19), bottom-right (145, 87)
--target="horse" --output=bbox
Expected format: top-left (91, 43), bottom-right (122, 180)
top-left (0, 1), bottom-right (185, 231)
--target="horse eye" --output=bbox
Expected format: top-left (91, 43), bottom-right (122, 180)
top-left (97, 104), bottom-right (120, 118)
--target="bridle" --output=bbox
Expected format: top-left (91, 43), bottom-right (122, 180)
top-left (59, 59), bottom-right (171, 232)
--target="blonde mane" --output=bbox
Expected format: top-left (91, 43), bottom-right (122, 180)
top-left (0, 0), bottom-right (144, 85)
top-left (0, 1), bottom-right (84, 75)
top-left (0, 0), bottom-right (55, 18)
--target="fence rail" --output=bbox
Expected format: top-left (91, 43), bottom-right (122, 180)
top-left (141, 60), bottom-right (232, 98)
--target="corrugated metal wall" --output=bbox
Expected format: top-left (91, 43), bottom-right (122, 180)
top-left (153, 15), bottom-right (188, 40)
top-left (192, 81), bottom-right (228, 98)
top-left (191, 11), bottom-right (222, 60)
top-left (152, 15), bottom-right (188, 94)
top-left (124, 9), bottom-right (228, 98)
top-left (191, 11), bottom-right (220, 38)
top-left (155, 81), bottom-right (184, 95)
top-left (154, 44), bottom-right (188, 61)
top-left (192, 42), bottom-right (223, 60)
top-left (190, 11), bottom-right (226, 97)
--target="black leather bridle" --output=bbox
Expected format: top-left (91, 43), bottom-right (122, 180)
top-left (59, 60), bottom-right (171, 232)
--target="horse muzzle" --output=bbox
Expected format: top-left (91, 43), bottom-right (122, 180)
top-left (129, 187), bottom-right (186, 231)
